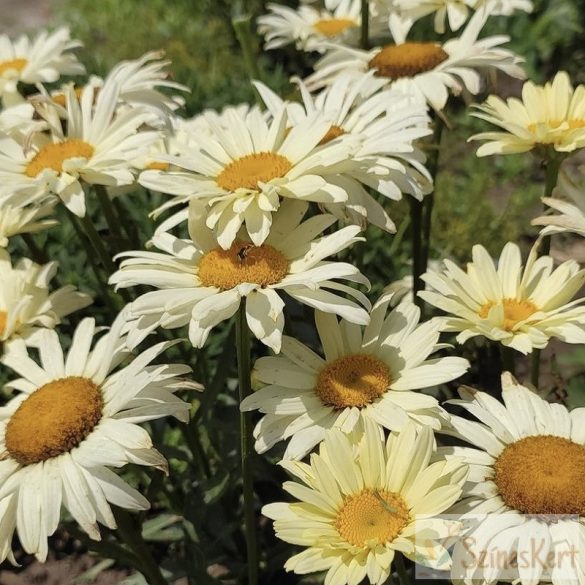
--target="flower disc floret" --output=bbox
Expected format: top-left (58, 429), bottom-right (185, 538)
top-left (25, 140), bottom-right (95, 177)
top-left (316, 354), bottom-right (391, 409)
top-left (0, 58), bottom-right (27, 76)
top-left (198, 241), bottom-right (290, 290)
top-left (313, 18), bottom-right (356, 37)
top-left (494, 435), bottom-right (585, 516)
top-left (216, 152), bottom-right (293, 191)
top-left (5, 376), bottom-right (103, 465)
top-left (336, 489), bottom-right (410, 546)
top-left (369, 43), bottom-right (449, 80)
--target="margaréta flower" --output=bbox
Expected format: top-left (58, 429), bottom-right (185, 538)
top-left (110, 199), bottom-right (370, 352)
top-left (443, 373), bottom-right (585, 585)
top-left (420, 241), bottom-right (585, 353)
top-left (470, 71), bottom-right (585, 156)
top-left (264, 419), bottom-right (467, 585)
top-left (242, 293), bottom-right (468, 459)
top-left (0, 314), bottom-right (194, 562)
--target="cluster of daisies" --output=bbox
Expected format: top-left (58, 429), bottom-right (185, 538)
top-left (1, 0), bottom-right (585, 583)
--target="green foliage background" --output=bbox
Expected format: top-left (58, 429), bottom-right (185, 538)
top-left (3, 0), bottom-right (585, 582)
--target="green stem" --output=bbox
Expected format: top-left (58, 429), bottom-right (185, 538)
top-left (394, 553), bottom-right (410, 585)
top-left (421, 118), bottom-right (444, 287)
top-left (531, 155), bottom-right (562, 387)
top-left (500, 345), bottom-right (516, 376)
top-left (409, 197), bottom-right (424, 310)
top-left (79, 213), bottom-right (116, 275)
top-left (95, 185), bottom-right (126, 253)
top-left (66, 210), bottom-right (119, 313)
top-left (236, 302), bottom-right (258, 585)
top-left (360, 0), bottom-right (369, 50)
top-left (539, 156), bottom-right (563, 256)
top-left (232, 15), bottom-right (263, 107)
top-left (114, 509), bottom-right (168, 585)
top-left (21, 233), bottom-right (49, 264)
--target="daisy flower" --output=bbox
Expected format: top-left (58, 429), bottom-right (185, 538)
top-left (304, 7), bottom-right (525, 111)
top-left (480, 0), bottom-right (533, 16)
top-left (263, 419), bottom-right (467, 585)
top-left (443, 373), bottom-right (585, 585)
top-left (0, 82), bottom-right (160, 217)
top-left (254, 73), bottom-right (432, 231)
top-left (0, 195), bottom-right (57, 247)
top-left (420, 241), bottom-right (585, 354)
top-left (242, 293), bottom-right (468, 459)
top-left (0, 314), bottom-right (194, 562)
top-left (45, 51), bottom-right (188, 118)
top-left (138, 105), bottom-right (358, 249)
top-left (389, 0), bottom-right (478, 36)
top-left (258, 0), bottom-right (387, 52)
top-left (470, 71), bottom-right (585, 156)
top-left (533, 164), bottom-right (585, 238)
top-left (0, 28), bottom-right (85, 106)
top-left (0, 250), bottom-right (91, 348)
top-left (0, 102), bottom-right (45, 140)
top-left (110, 199), bottom-right (371, 353)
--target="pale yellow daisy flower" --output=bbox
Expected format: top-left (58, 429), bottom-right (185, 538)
top-left (420, 241), bottom-right (585, 353)
top-left (264, 419), bottom-right (467, 585)
top-left (443, 373), bottom-right (585, 585)
top-left (242, 293), bottom-right (468, 459)
top-left (470, 71), bottom-right (585, 156)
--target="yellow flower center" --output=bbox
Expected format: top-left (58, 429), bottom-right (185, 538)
top-left (0, 311), bottom-right (6, 336)
top-left (51, 86), bottom-right (86, 107)
top-left (198, 241), bottom-right (290, 290)
top-left (319, 125), bottom-right (346, 145)
top-left (479, 298), bottom-right (538, 331)
top-left (313, 18), bottom-right (356, 37)
top-left (25, 139), bottom-right (95, 178)
top-left (0, 58), bottom-right (27, 76)
top-left (315, 354), bottom-right (391, 409)
top-left (5, 376), bottom-right (103, 466)
top-left (494, 435), bottom-right (585, 515)
top-left (146, 161), bottom-right (170, 171)
top-left (336, 489), bottom-right (410, 546)
top-left (369, 42), bottom-right (449, 80)
top-left (216, 152), bottom-right (293, 191)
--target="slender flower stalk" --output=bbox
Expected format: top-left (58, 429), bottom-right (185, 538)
top-left (114, 509), bottom-right (169, 585)
top-left (233, 14), bottom-right (263, 107)
top-left (94, 185), bottom-right (128, 253)
top-left (531, 155), bottom-right (564, 386)
top-left (360, 0), bottom-right (369, 49)
top-left (409, 197), bottom-right (424, 309)
top-left (236, 303), bottom-right (258, 585)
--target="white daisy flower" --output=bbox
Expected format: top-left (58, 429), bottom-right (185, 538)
top-left (0, 28), bottom-right (85, 106)
top-left (387, 0), bottom-right (532, 37)
top-left (242, 293), bottom-right (468, 459)
top-left (258, 0), bottom-right (387, 52)
top-left (0, 102), bottom-right (45, 140)
top-left (533, 164), bottom-right (585, 238)
top-left (442, 373), bottom-right (585, 585)
top-left (44, 51), bottom-right (188, 118)
top-left (0, 314), bottom-right (194, 562)
top-left (470, 71), bottom-right (585, 156)
top-left (254, 73), bottom-right (432, 231)
top-left (0, 196), bottom-right (57, 247)
top-left (110, 199), bottom-right (371, 353)
top-left (138, 105), bottom-right (358, 249)
top-left (420, 241), bottom-right (585, 354)
top-left (0, 250), bottom-right (91, 348)
top-left (263, 419), bottom-right (467, 585)
top-left (304, 8), bottom-right (525, 111)
top-left (389, 0), bottom-right (478, 36)
top-left (0, 82), bottom-right (160, 217)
